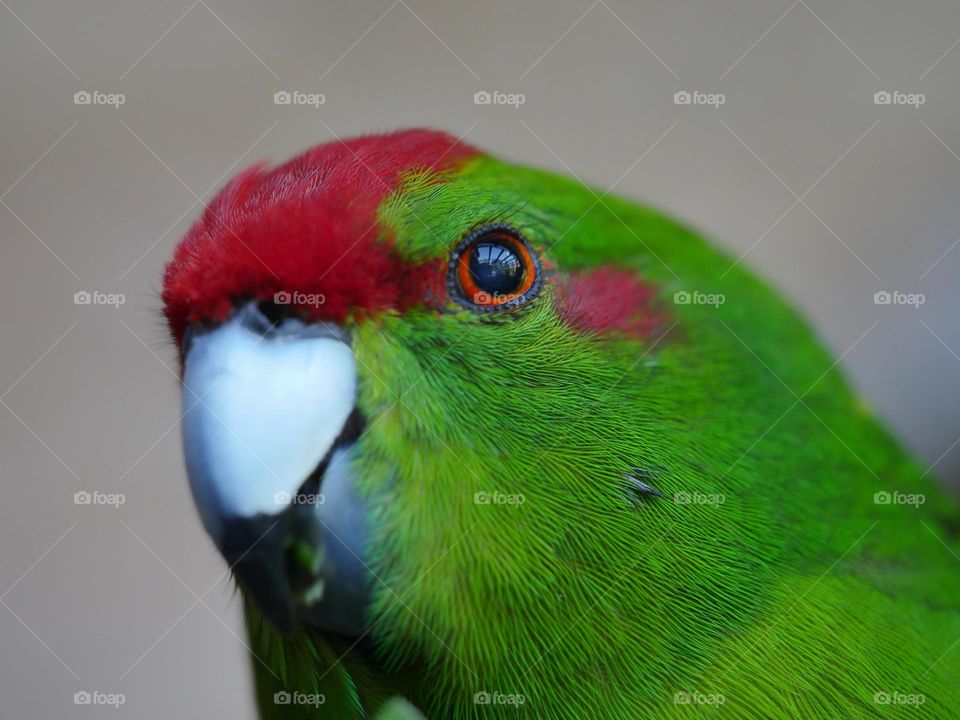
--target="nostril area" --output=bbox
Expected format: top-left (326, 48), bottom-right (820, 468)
top-left (232, 298), bottom-right (295, 336)
top-left (256, 299), bottom-right (289, 326)
top-left (231, 298), bottom-right (353, 344)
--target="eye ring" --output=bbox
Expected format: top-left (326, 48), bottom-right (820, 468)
top-left (447, 224), bottom-right (542, 311)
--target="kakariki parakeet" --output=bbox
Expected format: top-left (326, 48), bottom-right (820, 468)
top-left (162, 129), bottom-right (960, 719)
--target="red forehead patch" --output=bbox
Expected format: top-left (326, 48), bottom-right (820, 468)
top-left (162, 129), bottom-right (479, 344)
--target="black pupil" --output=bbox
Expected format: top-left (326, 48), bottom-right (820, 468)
top-left (468, 241), bottom-right (524, 296)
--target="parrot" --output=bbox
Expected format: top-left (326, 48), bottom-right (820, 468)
top-left (162, 128), bottom-right (960, 719)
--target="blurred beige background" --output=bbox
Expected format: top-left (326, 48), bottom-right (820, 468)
top-left (2, 1), bottom-right (959, 717)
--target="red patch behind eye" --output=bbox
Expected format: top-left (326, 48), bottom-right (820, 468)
top-left (161, 129), bottom-right (479, 346)
top-left (555, 267), bottom-right (663, 339)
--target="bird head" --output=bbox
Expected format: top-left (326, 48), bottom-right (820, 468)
top-left (163, 128), bottom-right (682, 675)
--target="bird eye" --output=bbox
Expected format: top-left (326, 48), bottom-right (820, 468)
top-left (449, 225), bottom-right (541, 310)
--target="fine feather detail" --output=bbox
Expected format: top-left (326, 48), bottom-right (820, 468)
top-left (625, 468), bottom-right (666, 500)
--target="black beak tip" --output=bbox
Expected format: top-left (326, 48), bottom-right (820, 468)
top-left (230, 555), bottom-right (298, 633)
top-left (220, 514), bottom-right (299, 634)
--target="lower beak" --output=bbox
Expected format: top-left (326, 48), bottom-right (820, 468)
top-left (220, 512), bottom-right (297, 631)
top-left (180, 301), bottom-right (371, 634)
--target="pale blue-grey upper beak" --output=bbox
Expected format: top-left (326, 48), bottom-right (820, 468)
top-left (180, 301), bottom-right (372, 635)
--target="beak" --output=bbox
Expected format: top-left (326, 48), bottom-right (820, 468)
top-left (181, 301), bottom-right (371, 634)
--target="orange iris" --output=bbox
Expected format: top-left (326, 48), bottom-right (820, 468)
top-left (455, 232), bottom-right (537, 307)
